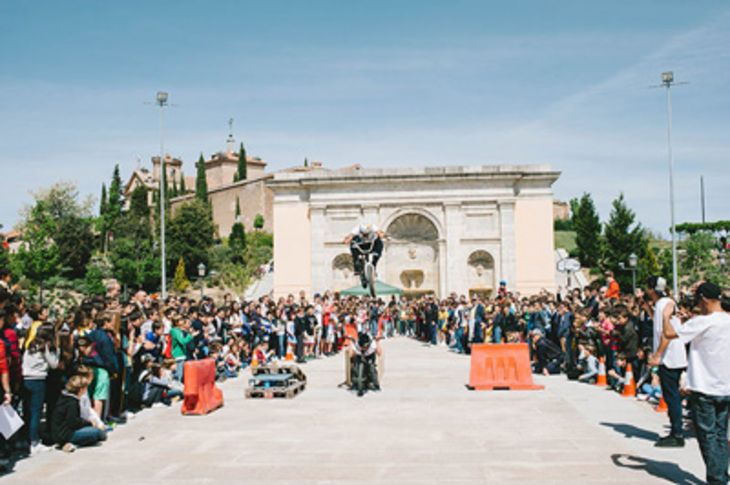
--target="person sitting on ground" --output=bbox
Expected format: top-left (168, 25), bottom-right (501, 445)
top-left (139, 361), bottom-right (183, 407)
top-left (636, 366), bottom-right (662, 403)
top-left (531, 330), bottom-right (563, 375)
top-left (607, 353), bottom-right (628, 392)
top-left (576, 344), bottom-right (599, 383)
top-left (222, 340), bottom-right (242, 379)
top-left (252, 340), bottom-right (273, 366)
top-left (73, 365), bottom-right (106, 431)
top-left (51, 375), bottom-right (107, 452)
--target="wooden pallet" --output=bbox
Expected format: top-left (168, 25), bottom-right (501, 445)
top-left (245, 379), bottom-right (306, 399)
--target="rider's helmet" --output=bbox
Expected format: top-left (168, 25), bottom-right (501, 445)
top-left (359, 223), bottom-right (374, 236)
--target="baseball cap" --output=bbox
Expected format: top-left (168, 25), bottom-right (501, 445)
top-left (695, 282), bottom-right (721, 301)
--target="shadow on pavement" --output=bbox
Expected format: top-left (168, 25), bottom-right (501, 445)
top-left (611, 454), bottom-right (703, 484)
top-left (600, 422), bottom-right (660, 442)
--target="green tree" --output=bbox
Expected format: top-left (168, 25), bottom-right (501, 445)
top-left (179, 172), bottom-right (187, 193)
top-left (129, 185), bottom-right (149, 219)
top-left (13, 201), bottom-right (61, 301)
top-left (680, 232), bottom-right (730, 287)
top-left (234, 142), bottom-right (247, 182)
top-left (100, 183), bottom-right (108, 217)
top-left (254, 213), bottom-right (265, 230)
top-left (604, 194), bottom-right (646, 290)
top-left (172, 257), bottom-right (190, 292)
top-left (171, 176), bottom-right (178, 198)
top-left (195, 154), bottom-right (208, 204)
top-left (55, 216), bottom-right (94, 279)
top-left (83, 259), bottom-right (107, 296)
top-left (572, 193), bottom-right (603, 268)
top-left (108, 164), bottom-right (123, 220)
top-left (167, 199), bottom-right (215, 276)
top-left (303, 157), bottom-right (308, 168)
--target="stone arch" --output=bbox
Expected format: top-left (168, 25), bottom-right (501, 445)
top-left (331, 253), bottom-right (354, 289)
top-left (467, 250), bottom-right (495, 295)
top-left (382, 207), bottom-right (443, 241)
top-left (384, 213), bottom-right (440, 295)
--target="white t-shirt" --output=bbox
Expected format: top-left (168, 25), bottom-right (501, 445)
top-left (672, 311), bottom-right (730, 396)
top-left (653, 297), bottom-right (687, 369)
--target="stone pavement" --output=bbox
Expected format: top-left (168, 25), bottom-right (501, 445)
top-left (4, 338), bottom-right (708, 484)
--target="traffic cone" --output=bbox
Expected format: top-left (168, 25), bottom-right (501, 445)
top-left (285, 348), bottom-right (294, 362)
top-left (621, 363), bottom-right (636, 397)
top-left (251, 356), bottom-right (259, 369)
top-left (595, 357), bottom-right (607, 386)
top-left (655, 396), bottom-right (668, 413)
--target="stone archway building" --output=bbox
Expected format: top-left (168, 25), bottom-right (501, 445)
top-left (269, 164), bottom-right (559, 298)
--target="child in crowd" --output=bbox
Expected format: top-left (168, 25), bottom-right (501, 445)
top-left (636, 366), bottom-right (662, 403)
top-left (51, 375), bottom-right (107, 452)
top-left (223, 341), bottom-right (242, 378)
top-left (139, 362), bottom-right (183, 407)
top-left (577, 344), bottom-right (599, 383)
top-left (607, 353), bottom-right (628, 392)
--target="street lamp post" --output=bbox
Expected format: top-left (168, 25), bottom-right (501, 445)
top-left (661, 72), bottom-right (679, 297)
top-left (198, 262), bottom-right (206, 300)
top-left (156, 91), bottom-right (169, 299)
top-left (628, 252), bottom-right (638, 294)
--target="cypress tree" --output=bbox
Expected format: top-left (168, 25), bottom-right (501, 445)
top-left (100, 183), bottom-right (108, 217)
top-left (234, 142), bottom-right (247, 182)
top-left (195, 153), bottom-right (208, 204)
top-left (604, 193), bottom-right (646, 288)
top-left (304, 157), bottom-right (309, 168)
top-left (573, 193), bottom-right (603, 268)
top-left (171, 176), bottom-right (179, 198)
top-left (179, 172), bottom-right (187, 193)
top-left (108, 164), bottom-right (123, 219)
top-left (235, 196), bottom-right (241, 219)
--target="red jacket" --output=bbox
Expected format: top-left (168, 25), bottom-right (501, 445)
top-left (0, 340), bottom-right (8, 375)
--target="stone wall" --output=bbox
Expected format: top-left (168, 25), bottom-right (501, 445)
top-left (170, 175), bottom-right (273, 238)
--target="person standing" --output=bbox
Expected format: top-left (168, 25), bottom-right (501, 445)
top-left (648, 276), bottom-right (687, 447)
top-left (660, 282), bottom-right (730, 484)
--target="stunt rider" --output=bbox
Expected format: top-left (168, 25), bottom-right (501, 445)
top-left (343, 223), bottom-right (385, 288)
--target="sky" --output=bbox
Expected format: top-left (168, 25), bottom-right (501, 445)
top-left (1, 1), bottom-right (728, 234)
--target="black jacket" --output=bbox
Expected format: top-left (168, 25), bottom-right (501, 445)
top-left (51, 391), bottom-right (87, 445)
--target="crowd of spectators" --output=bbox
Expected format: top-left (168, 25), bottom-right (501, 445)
top-left (0, 265), bottom-right (728, 482)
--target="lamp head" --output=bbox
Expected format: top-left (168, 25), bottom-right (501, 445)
top-left (661, 71), bottom-right (674, 86)
top-left (156, 91), bottom-right (169, 106)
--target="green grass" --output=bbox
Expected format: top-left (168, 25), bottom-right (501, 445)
top-left (554, 230), bottom-right (577, 252)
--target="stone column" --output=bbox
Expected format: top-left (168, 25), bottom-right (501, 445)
top-left (498, 201), bottom-right (517, 288)
top-left (310, 206), bottom-right (327, 293)
top-left (444, 203), bottom-right (463, 297)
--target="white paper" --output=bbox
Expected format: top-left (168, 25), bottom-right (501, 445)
top-left (0, 404), bottom-right (24, 439)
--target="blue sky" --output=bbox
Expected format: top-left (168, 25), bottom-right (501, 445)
top-left (1, 1), bottom-right (728, 234)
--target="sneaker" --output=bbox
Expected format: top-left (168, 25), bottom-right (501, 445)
top-left (636, 394), bottom-right (650, 401)
top-left (30, 443), bottom-right (51, 455)
top-left (61, 443), bottom-right (76, 453)
top-left (654, 435), bottom-right (685, 448)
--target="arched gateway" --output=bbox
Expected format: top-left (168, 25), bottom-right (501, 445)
top-left (269, 164), bottom-right (560, 297)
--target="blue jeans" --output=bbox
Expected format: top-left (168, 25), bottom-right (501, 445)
top-left (278, 334), bottom-right (286, 358)
top-left (175, 358), bottom-right (186, 382)
top-left (492, 326), bottom-right (502, 344)
top-left (70, 426), bottom-right (107, 447)
top-left (690, 392), bottom-right (730, 484)
top-left (658, 365), bottom-right (684, 438)
top-left (23, 379), bottom-right (46, 444)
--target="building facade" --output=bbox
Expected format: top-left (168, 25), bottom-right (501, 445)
top-left (269, 164), bottom-right (560, 298)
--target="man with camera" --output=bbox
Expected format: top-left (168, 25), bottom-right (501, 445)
top-left (647, 276), bottom-right (687, 448)
top-left (659, 282), bottom-right (730, 485)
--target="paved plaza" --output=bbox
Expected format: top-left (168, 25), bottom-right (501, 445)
top-left (6, 338), bottom-right (706, 484)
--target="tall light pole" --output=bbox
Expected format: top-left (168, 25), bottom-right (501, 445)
top-left (628, 252), bottom-right (638, 295)
top-left (156, 91), bottom-right (169, 299)
top-left (661, 71), bottom-right (679, 297)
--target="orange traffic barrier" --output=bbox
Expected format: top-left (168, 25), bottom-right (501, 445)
top-left (595, 357), bottom-right (607, 386)
top-left (621, 363), bottom-right (636, 397)
top-left (467, 343), bottom-right (544, 391)
top-left (655, 396), bottom-right (668, 413)
top-left (181, 359), bottom-right (224, 415)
